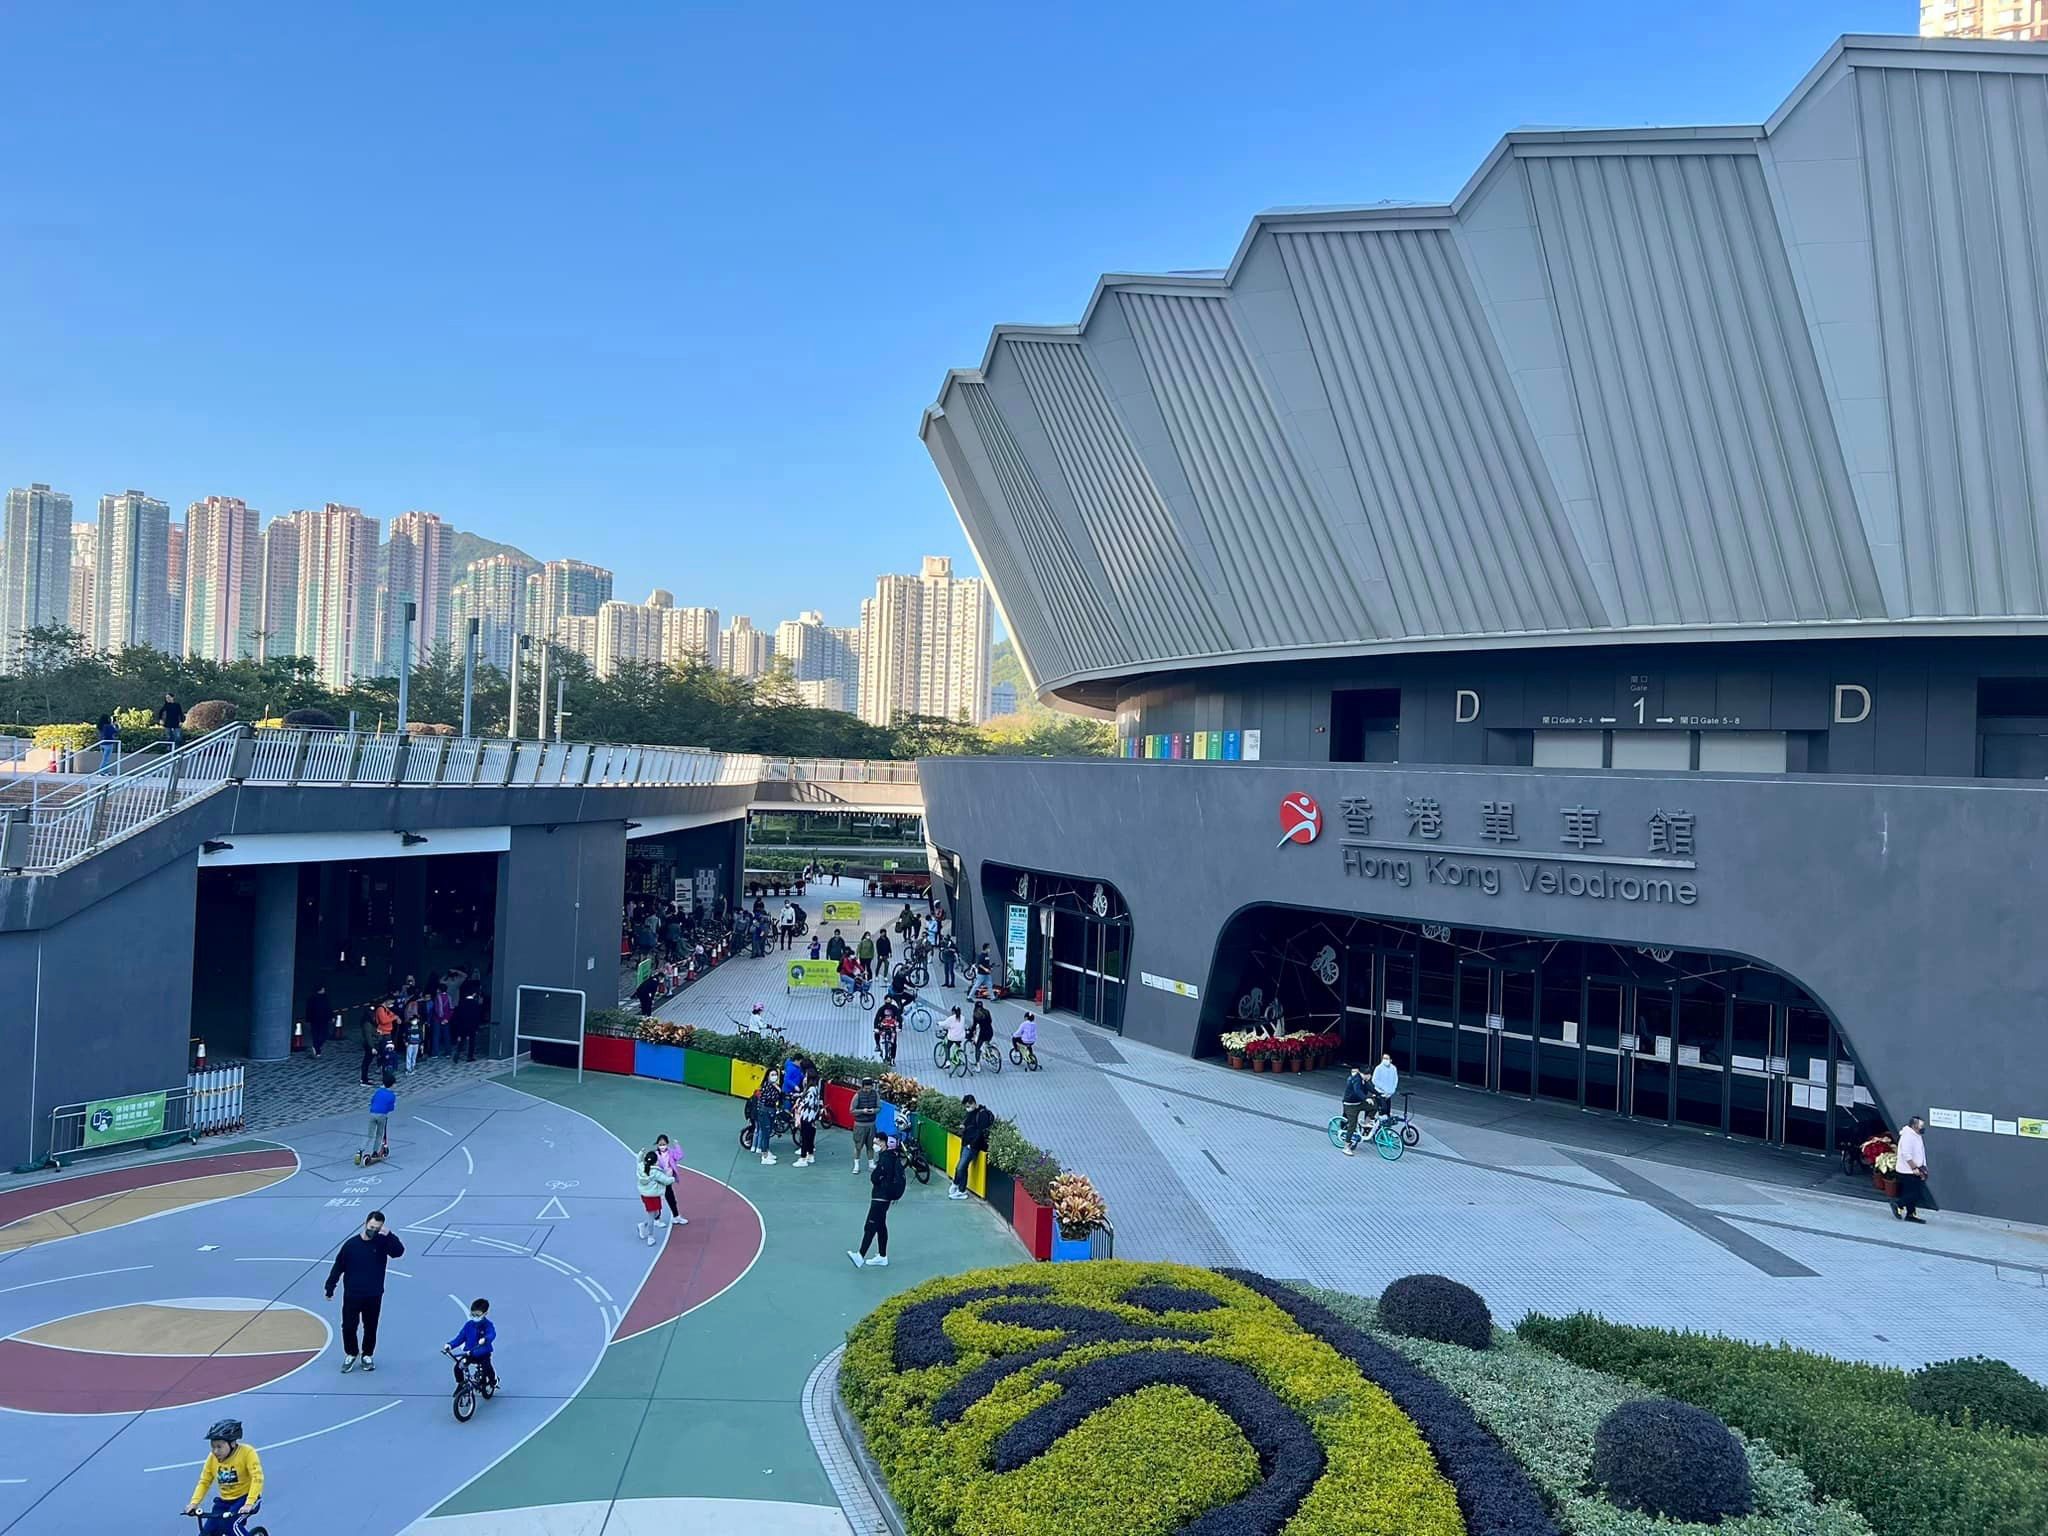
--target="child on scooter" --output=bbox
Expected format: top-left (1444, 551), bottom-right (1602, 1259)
top-left (362, 1070), bottom-right (396, 1162)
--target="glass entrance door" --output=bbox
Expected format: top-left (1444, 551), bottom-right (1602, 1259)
top-left (1451, 962), bottom-right (1536, 1094)
top-left (1412, 945), bottom-right (1456, 1079)
top-left (1454, 960), bottom-right (1494, 1088)
top-left (1674, 983), bottom-right (1729, 1131)
top-left (1582, 978), bottom-right (1630, 1112)
top-left (1727, 997), bottom-right (1776, 1142)
top-left (1631, 986), bottom-right (1674, 1122)
top-left (1378, 951), bottom-right (1416, 1072)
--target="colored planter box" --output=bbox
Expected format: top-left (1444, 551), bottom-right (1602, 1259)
top-left (876, 1100), bottom-right (900, 1139)
top-left (730, 1059), bottom-right (767, 1100)
top-left (919, 1116), bottom-right (949, 1172)
top-left (684, 1048), bottom-right (733, 1093)
top-left (823, 1081), bottom-right (854, 1130)
top-left (1050, 1232), bottom-right (1091, 1262)
top-left (633, 1041), bottom-right (685, 1083)
top-left (585, 1033), bottom-right (636, 1075)
top-left (1012, 1184), bottom-right (1053, 1260)
top-left (983, 1164), bottom-right (1014, 1220)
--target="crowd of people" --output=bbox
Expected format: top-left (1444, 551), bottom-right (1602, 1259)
top-left (296, 970), bottom-right (490, 1084)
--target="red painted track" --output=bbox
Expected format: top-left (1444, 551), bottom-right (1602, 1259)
top-left (0, 1148), bottom-right (298, 1230)
top-left (0, 1337), bottom-right (320, 1414)
top-left (612, 1168), bottom-right (763, 1342)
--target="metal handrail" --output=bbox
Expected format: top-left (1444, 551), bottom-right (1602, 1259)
top-left (755, 756), bottom-right (921, 785)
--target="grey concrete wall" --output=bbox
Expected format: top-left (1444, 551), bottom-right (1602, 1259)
top-left (921, 754), bottom-right (2048, 1224)
top-left (0, 853), bottom-right (197, 1168)
top-left (490, 820), bottom-right (628, 1052)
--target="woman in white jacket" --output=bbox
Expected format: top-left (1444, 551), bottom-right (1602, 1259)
top-left (635, 1147), bottom-right (675, 1246)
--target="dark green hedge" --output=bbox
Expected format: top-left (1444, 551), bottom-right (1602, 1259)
top-left (1517, 1313), bottom-right (2048, 1536)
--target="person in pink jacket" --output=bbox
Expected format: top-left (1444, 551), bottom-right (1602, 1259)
top-left (653, 1133), bottom-right (688, 1227)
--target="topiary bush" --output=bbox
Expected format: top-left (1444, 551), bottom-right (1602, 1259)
top-left (182, 699), bottom-right (237, 734)
top-left (1380, 1274), bottom-right (1494, 1350)
top-left (1907, 1357), bottom-right (2048, 1436)
top-left (1593, 1399), bottom-right (1754, 1523)
top-left (281, 706), bottom-right (338, 730)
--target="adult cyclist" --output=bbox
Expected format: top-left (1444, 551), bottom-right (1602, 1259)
top-left (873, 995), bottom-right (902, 1063)
top-left (183, 1417), bottom-right (263, 1533)
top-left (941, 1006), bottom-right (968, 1070)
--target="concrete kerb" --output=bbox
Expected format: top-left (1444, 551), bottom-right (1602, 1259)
top-left (823, 1349), bottom-right (908, 1536)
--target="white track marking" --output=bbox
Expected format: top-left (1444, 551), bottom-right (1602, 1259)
top-left (448, 1293), bottom-right (471, 1314)
top-left (461, 1146), bottom-right (474, 1175)
top-left (234, 1257), bottom-right (321, 1263)
top-left (533, 1253), bottom-right (579, 1276)
top-left (586, 1277), bottom-right (613, 1302)
top-left (145, 1399), bottom-right (401, 1471)
top-left (405, 1188), bottom-right (466, 1232)
top-left (416, 1117), bottom-right (453, 1136)
top-left (0, 1264), bottom-right (151, 1296)
top-left (574, 1275), bottom-right (605, 1304)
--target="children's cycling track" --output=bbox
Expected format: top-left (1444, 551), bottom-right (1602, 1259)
top-left (0, 1066), bottom-right (1022, 1535)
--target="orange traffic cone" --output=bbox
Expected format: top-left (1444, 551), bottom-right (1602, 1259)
top-left (194, 1039), bottom-right (207, 1068)
top-left (291, 1018), bottom-right (305, 1052)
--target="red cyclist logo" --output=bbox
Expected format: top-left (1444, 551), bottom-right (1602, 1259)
top-left (1278, 793), bottom-right (1321, 847)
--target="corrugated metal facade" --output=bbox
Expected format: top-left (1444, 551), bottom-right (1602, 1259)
top-left (923, 38), bottom-right (2048, 699)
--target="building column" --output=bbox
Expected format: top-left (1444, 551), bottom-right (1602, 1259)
top-left (249, 863), bottom-right (299, 1060)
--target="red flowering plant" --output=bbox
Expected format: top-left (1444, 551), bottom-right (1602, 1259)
top-left (1858, 1133), bottom-right (1896, 1168)
top-left (1243, 1036), bottom-right (1282, 1058)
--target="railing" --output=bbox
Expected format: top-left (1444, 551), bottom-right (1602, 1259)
top-left (756, 757), bottom-right (922, 785)
top-left (0, 725), bottom-right (763, 876)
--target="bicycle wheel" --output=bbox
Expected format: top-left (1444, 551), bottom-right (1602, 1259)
top-left (831, 989), bottom-right (847, 1008)
top-left (1009, 1044), bottom-right (1023, 1064)
top-left (982, 1044), bottom-right (1002, 1074)
top-left (932, 1041), bottom-right (949, 1069)
top-left (738, 1125), bottom-right (756, 1152)
top-left (1400, 1123), bottom-right (1420, 1147)
top-left (908, 1005), bottom-right (933, 1033)
top-left (950, 1051), bottom-right (971, 1079)
top-left (910, 1150), bottom-right (931, 1184)
top-left (909, 964), bottom-right (929, 989)
top-left (1326, 1115), bottom-right (1347, 1150)
top-left (859, 991), bottom-right (874, 1011)
top-left (1374, 1123), bottom-right (1405, 1161)
top-left (453, 1385), bottom-right (477, 1422)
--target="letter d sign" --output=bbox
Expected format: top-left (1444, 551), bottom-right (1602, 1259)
top-left (1833, 684), bottom-right (1871, 725)
top-left (1455, 689), bottom-right (1481, 724)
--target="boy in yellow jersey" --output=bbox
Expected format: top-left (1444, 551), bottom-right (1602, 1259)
top-left (182, 1417), bottom-right (264, 1533)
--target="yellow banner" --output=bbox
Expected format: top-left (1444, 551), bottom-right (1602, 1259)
top-left (786, 959), bottom-right (839, 990)
top-left (821, 900), bottom-right (862, 924)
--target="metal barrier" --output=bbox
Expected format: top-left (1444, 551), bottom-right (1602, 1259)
top-left (0, 724), bottom-right (765, 876)
top-left (757, 757), bottom-right (921, 785)
top-left (186, 1065), bottom-right (247, 1135)
top-left (46, 1083), bottom-right (200, 1166)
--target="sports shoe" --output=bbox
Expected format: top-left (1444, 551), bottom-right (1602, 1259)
top-left (947, 1187), bottom-right (968, 1200)
top-left (1343, 1146), bottom-right (1355, 1157)
top-left (672, 1215), bottom-right (689, 1226)
top-left (341, 1355), bottom-right (358, 1373)
top-left (637, 1220), bottom-right (648, 1240)
top-left (866, 1255), bottom-right (889, 1267)
top-left (362, 1356), bottom-right (376, 1372)
top-left (852, 1160), bottom-right (862, 1173)
top-left (847, 1249), bottom-right (866, 1268)
top-left (644, 1229), bottom-right (656, 1246)
top-left (761, 1153), bottom-right (777, 1165)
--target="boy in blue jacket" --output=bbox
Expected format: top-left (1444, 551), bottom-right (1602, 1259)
top-left (444, 1296), bottom-right (497, 1391)
top-left (362, 1071), bottom-right (397, 1161)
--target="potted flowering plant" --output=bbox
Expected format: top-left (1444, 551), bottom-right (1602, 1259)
top-left (1872, 1149), bottom-right (1900, 1198)
top-left (1220, 1030), bottom-right (1259, 1069)
top-left (1303, 1031), bottom-right (1343, 1070)
top-left (1243, 1036), bottom-right (1280, 1072)
top-left (1272, 1035), bottom-right (1309, 1073)
top-left (1047, 1171), bottom-right (1108, 1261)
top-left (1857, 1132), bottom-right (1894, 1169)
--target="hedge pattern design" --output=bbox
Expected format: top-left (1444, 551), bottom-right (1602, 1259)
top-left (842, 1261), bottom-right (1473, 1536)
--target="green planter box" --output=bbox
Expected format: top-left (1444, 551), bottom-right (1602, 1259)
top-left (684, 1049), bottom-right (733, 1093)
top-left (919, 1115), bottom-right (949, 1172)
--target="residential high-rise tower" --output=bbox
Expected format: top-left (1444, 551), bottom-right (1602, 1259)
top-left (857, 556), bottom-right (991, 726)
top-left (1, 483), bottom-right (73, 667)
top-left (380, 510), bottom-right (452, 668)
top-left (775, 609), bottom-right (861, 714)
top-left (68, 522), bottom-right (96, 646)
top-left (718, 615), bottom-right (772, 679)
top-left (258, 514), bottom-right (300, 662)
top-left (293, 503), bottom-right (379, 688)
top-left (451, 553), bottom-right (537, 670)
top-left (1921, 1), bottom-right (2048, 40)
top-left (183, 496), bottom-right (263, 662)
top-left (95, 490), bottom-right (172, 653)
top-left (522, 559), bottom-right (612, 634)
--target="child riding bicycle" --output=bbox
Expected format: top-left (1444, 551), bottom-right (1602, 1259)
top-left (183, 1418), bottom-right (263, 1534)
top-left (1011, 1010), bottom-right (1039, 1067)
top-left (444, 1297), bottom-right (499, 1392)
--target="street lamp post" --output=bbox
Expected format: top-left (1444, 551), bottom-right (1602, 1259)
top-left (395, 600), bottom-right (417, 735)
top-left (508, 633), bottom-right (529, 739)
top-left (461, 617), bottom-right (478, 737)
top-left (537, 640), bottom-right (551, 744)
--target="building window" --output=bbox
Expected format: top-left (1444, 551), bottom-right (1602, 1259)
top-left (1330, 688), bottom-right (1399, 763)
top-left (1534, 729), bottom-right (1788, 772)
top-left (1533, 730), bottom-right (1604, 768)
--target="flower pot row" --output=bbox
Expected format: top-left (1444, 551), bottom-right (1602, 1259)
top-left (586, 1032), bottom-right (1072, 1261)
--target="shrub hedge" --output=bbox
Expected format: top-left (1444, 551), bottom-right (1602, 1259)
top-left (1381, 1274), bottom-right (1494, 1350)
top-left (1591, 1399), bottom-right (1753, 1524)
top-left (183, 699), bottom-right (237, 734)
top-left (1517, 1312), bottom-right (2048, 1536)
top-left (841, 1261), bottom-right (1471, 1536)
top-left (1906, 1356), bottom-right (2048, 1437)
top-left (1300, 1288), bottom-right (1873, 1536)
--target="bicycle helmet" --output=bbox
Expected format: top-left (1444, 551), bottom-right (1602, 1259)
top-left (205, 1418), bottom-right (243, 1445)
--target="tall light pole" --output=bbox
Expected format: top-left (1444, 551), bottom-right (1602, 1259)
top-left (394, 600), bottom-right (417, 734)
top-left (461, 617), bottom-right (478, 737)
top-left (536, 639), bottom-right (551, 744)
top-left (508, 633), bottom-right (529, 738)
top-left (555, 677), bottom-right (567, 742)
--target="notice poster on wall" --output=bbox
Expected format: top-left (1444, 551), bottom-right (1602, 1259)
top-left (1960, 1111), bottom-right (1995, 1133)
top-left (1677, 1045), bottom-right (1702, 1067)
top-left (1005, 903), bottom-right (1030, 993)
top-left (1194, 731), bottom-right (1209, 759)
top-left (1243, 729), bottom-right (1262, 761)
top-left (1994, 1120), bottom-right (2018, 1136)
top-left (1928, 1107), bottom-right (1962, 1129)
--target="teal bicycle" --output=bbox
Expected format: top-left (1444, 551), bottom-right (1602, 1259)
top-left (1327, 1093), bottom-right (1418, 1161)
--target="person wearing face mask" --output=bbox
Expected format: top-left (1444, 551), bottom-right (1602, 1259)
top-left (325, 1210), bottom-right (405, 1373)
top-left (444, 1297), bottom-right (499, 1393)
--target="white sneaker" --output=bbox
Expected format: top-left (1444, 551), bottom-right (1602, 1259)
top-left (852, 1161), bottom-right (862, 1173)
top-left (866, 1255), bottom-right (889, 1267)
top-left (947, 1188), bottom-right (968, 1200)
top-left (761, 1153), bottom-right (777, 1165)
top-left (637, 1220), bottom-right (648, 1239)
top-left (362, 1356), bottom-right (376, 1372)
top-left (644, 1229), bottom-right (656, 1246)
top-left (672, 1215), bottom-right (689, 1226)
top-left (847, 1249), bottom-right (866, 1268)
top-left (341, 1355), bottom-right (358, 1373)
top-left (1343, 1146), bottom-right (1355, 1157)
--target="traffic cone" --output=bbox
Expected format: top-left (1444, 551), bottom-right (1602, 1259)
top-left (291, 1018), bottom-right (305, 1052)
top-left (194, 1039), bottom-right (207, 1069)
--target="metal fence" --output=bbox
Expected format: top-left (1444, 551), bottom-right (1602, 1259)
top-left (757, 757), bottom-right (921, 785)
top-left (1, 725), bottom-right (763, 876)
top-left (43, 1067), bottom-right (248, 1166)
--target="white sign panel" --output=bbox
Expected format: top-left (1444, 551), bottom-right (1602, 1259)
top-left (1242, 729), bottom-right (1262, 761)
top-left (1928, 1107), bottom-right (1961, 1129)
top-left (1141, 972), bottom-right (1199, 1001)
top-left (1960, 1111), bottom-right (1995, 1134)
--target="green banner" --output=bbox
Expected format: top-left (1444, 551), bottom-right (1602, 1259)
top-left (635, 956), bottom-right (653, 985)
top-left (84, 1089), bottom-right (166, 1149)
top-left (786, 959), bottom-right (839, 990)
top-left (821, 900), bottom-right (862, 924)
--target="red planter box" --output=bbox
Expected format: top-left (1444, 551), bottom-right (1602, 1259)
top-left (823, 1081), bottom-right (855, 1130)
top-left (585, 1033), bottom-right (637, 1075)
top-left (1011, 1183), bottom-right (1054, 1261)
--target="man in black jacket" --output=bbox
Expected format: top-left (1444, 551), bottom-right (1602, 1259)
top-left (951, 1095), bottom-right (995, 1199)
top-left (453, 983), bottom-right (486, 1062)
top-left (325, 1210), bottom-right (405, 1372)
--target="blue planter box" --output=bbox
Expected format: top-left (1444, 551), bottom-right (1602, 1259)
top-left (876, 1101), bottom-right (900, 1138)
top-left (634, 1041), bottom-right (685, 1083)
top-left (1050, 1233), bottom-right (1091, 1263)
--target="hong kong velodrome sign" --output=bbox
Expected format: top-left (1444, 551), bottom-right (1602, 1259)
top-left (1278, 792), bottom-right (1701, 907)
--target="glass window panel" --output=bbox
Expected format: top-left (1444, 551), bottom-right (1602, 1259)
top-left (1698, 731), bottom-right (1788, 772)
top-left (1533, 730), bottom-right (1604, 767)
top-left (1611, 731), bottom-right (1691, 769)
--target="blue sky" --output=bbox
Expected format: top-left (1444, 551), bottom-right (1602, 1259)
top-left (0, 1), bottom-right (1909, 630)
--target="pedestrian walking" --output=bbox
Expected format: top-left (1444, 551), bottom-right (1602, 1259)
top-left (848, 1134), bottom-right (908, 1268)
top-left (857, 931), bottom-right (875, 973)
top-left (1891, 1115), bottom-right (1930, 1222)
top-left (305, 984), bottom-right (331, 1057)
top-left (875, 929), bottom-right (893, 977)
top-left (826, 930), bottom-right (847, 964)
top-left (94, 713), bottom-right (119, 773)
top-left (778, 900), bottom-right (798, 951)
top-left (357, 1004), bottom-right (380, 1085)
top-left (753, 1074), bottom-right (782, 1165)
top-left (941, 934), bottom-right (958, 988)
top-left (653, 1133), bottom-right (688, 1225)
top-left (157, 692), bottom-right (185, 749)
top-left (794, 1075), bottom-right (821, 1167)
top-left (454, 982), bottom-right (485, 1062)
top-left (851, 1075), bottom-right (879, 1172)
top-left (951, 1094), bottom-right (994, 1199)
top-left (635, 1148), bottom-right (675, 1245)
top-left (324, 1210), bottom-right (404, 1372)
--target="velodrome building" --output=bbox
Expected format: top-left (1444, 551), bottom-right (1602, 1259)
top-left (916, 36), bottom-right (2048, 1221)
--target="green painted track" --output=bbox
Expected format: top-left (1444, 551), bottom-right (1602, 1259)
top-left (433, 1066), bottom-right (1023, 1519)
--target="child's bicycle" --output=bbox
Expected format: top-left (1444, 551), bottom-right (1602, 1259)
top-left (1326, 1092), bottom-right (1421, 1161)
top-left (444, 1346), bottom-right (498, 1422)
top-left (831, 974), bottom-right (874, 1010)
top-left (730, 1005), bottom-right (789, 1046)
top-left (738, 1101), bottom-right (797, 1152)
top-left (182, 1508), bottom-right (268, 1535)
top-left (892, 1112), bottom-right (933, 1184)
top-left (1008, 1039), bottom-right (1041, 1071)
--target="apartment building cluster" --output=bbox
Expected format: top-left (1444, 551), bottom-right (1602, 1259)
top-left (2, 481), bottom-right (997, 723)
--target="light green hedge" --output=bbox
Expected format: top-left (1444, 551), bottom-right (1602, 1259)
top-left (1297, 1288), bottom-right (1872, 1536)
top-left (842, 1262), bottom-right (1466, 1536)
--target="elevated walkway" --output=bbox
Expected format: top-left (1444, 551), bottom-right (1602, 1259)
top-left (748, 757), bottom-right (923, 816)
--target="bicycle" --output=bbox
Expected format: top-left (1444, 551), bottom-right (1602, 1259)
top-left (1008, 1039), bottom-right (1041, 1071)
top-left (739, 1103), bottom-right (797, 1152)
top-left (730, 1007), bottom-right (789, 1047)
top-left (1325, 1092), bottom-right (1420, 1160)
top-left (903, 1001), bottom-right (934, 1033)
top-left (872, 1023), bottom-right (900, 1064)
top-left (183, 1510), bottom-right (269, 1536)
top-left (893, 1113), bottom-right (933, 1184)
top-left (975, 1039), bottom-right (1003, 1075)
top-left (934, 1038), bottom-right (967, 1073)
top-left (831, 975), bottom-right (875, 1010)
top-left (445, 1347), bottom-right (498, 1422)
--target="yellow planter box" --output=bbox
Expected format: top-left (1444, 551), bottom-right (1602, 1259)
top-left (730, 1059), bottom-right (766, 1100)
top-left (941, 1133), bottom-right (987, 1197)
